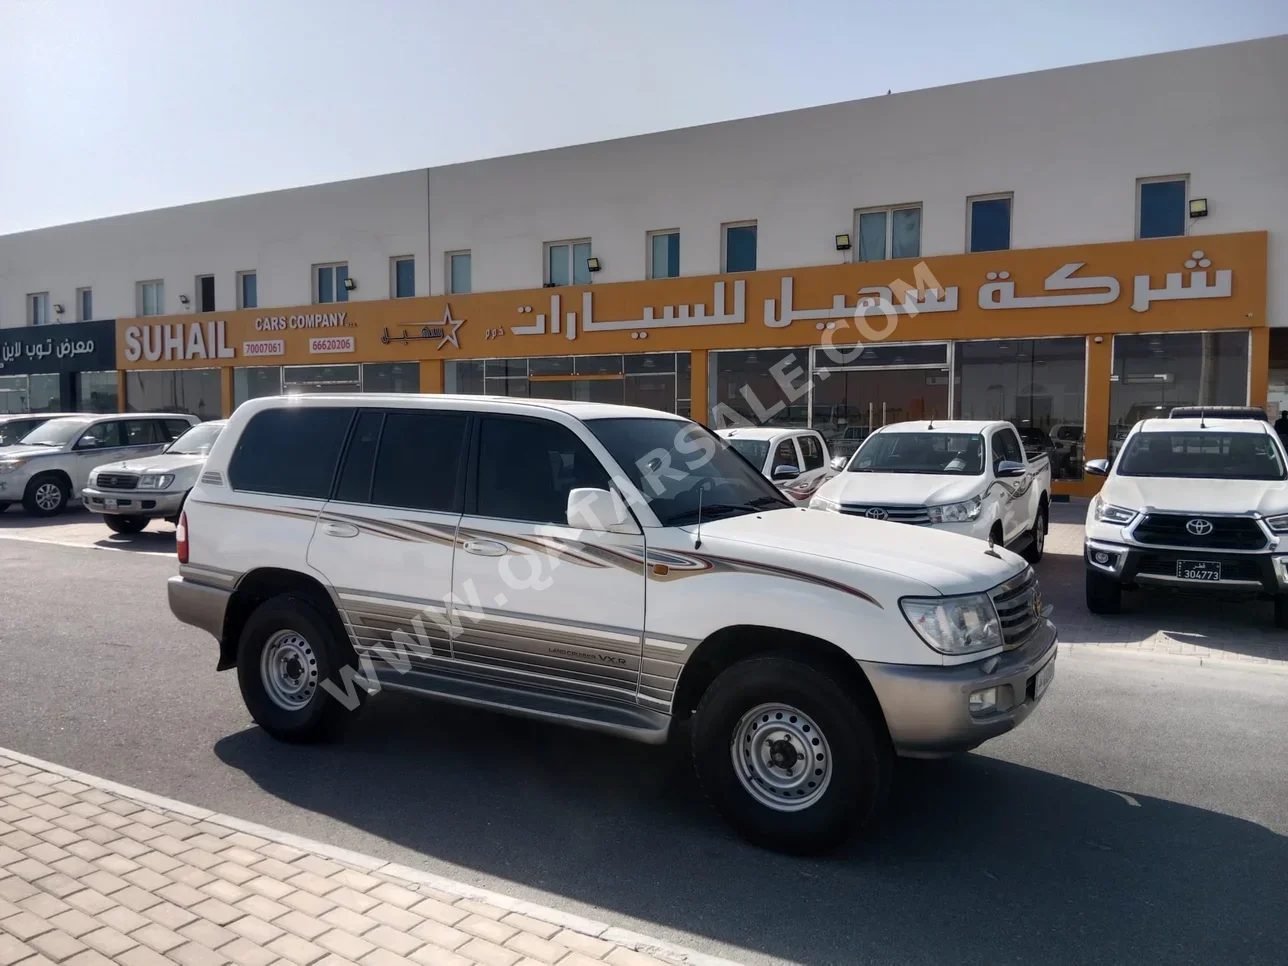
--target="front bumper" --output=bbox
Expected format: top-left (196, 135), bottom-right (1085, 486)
top-left (1085, 539), bottom-right (1288, 594)
top-left (859, 619), bottom-right (1057, 758)
top-left (167, 576), bottom-right (231, 641)
top-left (83, 486), bottom-right (186, 517)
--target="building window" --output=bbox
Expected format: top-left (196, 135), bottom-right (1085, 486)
top-left (315, 263), bottom-right (349, 303)
top-left (1138, 176), bottom-right (1187, 240)
top-left (362, 362), bottom-right (420, 393)
top-left (392, 257), bottom-right (415, 298)
top-left (77, 287), bottom-right (93, 322)
top-left (855, 205), bottom-right (921, 261)
top-left (77, 371), bottom-right (118, 413)
top-left (138, 281), bottom-right (164, 317)
top-left (723, 222), bottom-right (757, 273)
top-left (648, 230), bottom-right (680, 279)
top-left (233, 366), bottom-right (282, 407)
top-left (968, 194), bottom-right (1012, 253)
top-left (125, 368), bottom-right (222, 420)
top-left (546, 240), bottom-right (592, 287)
top-left (237, 271), bottom-right (257, 309)
top-left (197, 275), bottom-right (215, 313)
top-left (447, 251), bottom-right (472, 295)
top-left (28, 292), bottom-right (51, 326)
top-left (954, 337), bottom-right (1087, 481)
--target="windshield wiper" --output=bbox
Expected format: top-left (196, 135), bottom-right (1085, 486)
top-left (666, 503), bottom-right (755, 526)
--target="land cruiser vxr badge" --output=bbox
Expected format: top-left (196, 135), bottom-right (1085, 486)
top-left (865, 507), bottom-right (888, 520)
top-left (1186, 518), bottom-right (1214, 536)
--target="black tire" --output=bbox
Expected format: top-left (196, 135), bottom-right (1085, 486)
top-left (22, 474), bottom-right (68, 517)
top-left (1022, 504), bottom-right (1047, 563)
top-left (0, 502), bottom-right (10, 512)
top-left (236, 593), bottom-right (366, 743)
top-left (104, 515), bottom-right (149, 534)
top-left (691, 655), bottom-right (891, 854)
top-left (1085, 568), bottom-right (1122, 614)
top-left (1275, 596), bottom-right (1288, 630)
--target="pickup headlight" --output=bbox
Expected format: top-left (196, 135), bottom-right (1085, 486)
top-left (0, 459), bottom-right (29, 475)
top-left (1264, 513), bottom-right (1288, 533)
top-left (900, 593), bottom-right (1003, 655)
top-left (810, 494), bottom-right (841, 512)
top-left (1094, 501), bottom-right (1138, 525)
top-left (137, 474), bottom-right (175, 490)
top-left (927, 496), bottom-right (982, 524)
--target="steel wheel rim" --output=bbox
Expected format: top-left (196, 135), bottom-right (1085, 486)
top-left (260, 630), bottom-right (320, 711)
top-left (34, 483), bottom-right (62, 511)
top-left (731, 703), bottom-right (832, 811)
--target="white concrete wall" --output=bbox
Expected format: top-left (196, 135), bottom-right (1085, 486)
top-left (0, 170), bottom-right (427, 327)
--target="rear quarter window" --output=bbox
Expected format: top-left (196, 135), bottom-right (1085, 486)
top-left (228, 407), bottom-right (354, 499)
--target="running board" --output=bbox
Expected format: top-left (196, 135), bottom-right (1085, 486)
top-left (367, 664), bottom-right (672, 745)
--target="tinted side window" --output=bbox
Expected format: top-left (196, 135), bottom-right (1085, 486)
top-left (78, 421), bottom-right (125, 448)
top-left (773, 438), bottom-right (798, 470)
top-left (164, 419), bottom-right (192, 440)
top-left (334, 412), bottom-right (383, 504)
top-left (124, 419), bottom-right (163, 445)
top-left (228, 407), bottom-right (353, 499)
top-left (372, 411), bottom-right (468, 512)
top-left (799, 434), bottom-right (824, 470)
top-left (476, 417), bottom-right (608, 524)
top-left (991, 429), bottom-right (1023, 466)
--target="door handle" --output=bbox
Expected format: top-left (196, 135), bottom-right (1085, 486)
top-left (463, 538), bottom-right (507, 557)
top-left (322, 522), bottom-right (359, 538)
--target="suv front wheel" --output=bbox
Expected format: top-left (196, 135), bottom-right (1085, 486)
top-left (691, 655), bottom-right (890, 854)
top-left (23, 474), bottom-right (68, 517)
top-left (236, 593), bottom-right (367, 742)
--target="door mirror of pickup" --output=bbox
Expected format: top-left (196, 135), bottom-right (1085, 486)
top-left (772, 464), bottom-right (801, 481)
top-left (566, 487), bottom-right (638, 534)
top-left (996, 460), bottom-right (1026, 478)
top-left (1085, 458), bottom-right (1111, 477)
top-left (830, 455), bottom-right (848, 472)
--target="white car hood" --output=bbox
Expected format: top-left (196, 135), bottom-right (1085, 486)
top-left (1102, 475), bottom-right (1288, 516)
top-left (0, 445), bottom-right (64, 460)
top-left (815, 471), bottom-right (984, 507)
top-left (94, 453), bottom-right (207, 476)
top-left (698, 508), bottom-right (1025, 596)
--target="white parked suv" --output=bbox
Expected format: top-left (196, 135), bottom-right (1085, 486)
top-left (0, 413), bottom-right (198, 516)
top-left (810, 420), bottom-right (1052, 562)
top-left (1084, 417), bottom-right (1288, 625)
top-left (83, 420), bottom-right (227, 534)
top-left (167, 395), bottom-right (1056, 853)
top-left (716, 426), bottom-right (833, 504)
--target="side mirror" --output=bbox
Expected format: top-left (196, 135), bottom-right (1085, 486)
top-left (772, 464), bottom-right (800, 481)
top-left (566, 487), bottom-right (637, 534)
top-left (996, 460), bottom-right (1026, 478)
top-left (75, 437), bottom-right (99, 450)
top-left (1085, 458), bottom-right (1111, 477)
top-left (830, 455), bottom-right (848, 472)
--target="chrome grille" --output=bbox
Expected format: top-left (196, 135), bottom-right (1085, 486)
top-left (838, 504), bottom-right (931, 524)
top-left (991, 568), bottom-right (1040, 649)
top-left (95, 473), bottom-right (138, 491)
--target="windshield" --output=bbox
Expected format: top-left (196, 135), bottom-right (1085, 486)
top-left (1117, 431), bottom-right (1286, 480)
top-left (586, 417), bottom-right (791, 527)
top-left (849, 432), bottom-right (985, 475)
top-left (724, 438), bottom-right (769, 469)
top-left (168, 421), bottom-right (225, 455)
top-left (18, 417), bottom-right (91, 447)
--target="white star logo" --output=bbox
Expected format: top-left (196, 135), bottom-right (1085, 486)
top-left (437, 306), bottom-right (464, 350)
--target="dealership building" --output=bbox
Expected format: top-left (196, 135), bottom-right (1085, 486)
top-left (0, 35), bottom-right (1284, 497)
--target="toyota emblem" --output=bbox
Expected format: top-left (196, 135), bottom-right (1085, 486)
top-left (865, 507), bottom-right (888, 521)
top-left (1186, 518), bottom-right (1214, 536)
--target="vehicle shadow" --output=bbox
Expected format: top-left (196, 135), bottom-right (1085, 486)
top-left (0, 503), bottom-right (177, 554)
top-left (215, 695), bottom-right (1287, 965)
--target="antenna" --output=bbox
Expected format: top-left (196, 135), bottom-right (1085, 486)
top-left (927, 410), bottom-right (935, 431)
top-left (694, 485), bottom-right (705, 550)
top-left (1200, 408), bottom-right (1207, 429)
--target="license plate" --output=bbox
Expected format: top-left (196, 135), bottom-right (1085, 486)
top-left (1177, 560), bottom-right (1221, 581)
top-left (103, 498), bottom-right (118, 509)
top-left (1033, 656), bottom-right (1055, 701)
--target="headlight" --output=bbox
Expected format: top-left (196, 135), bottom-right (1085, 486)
top-left (1264, 513), bottom-right (1288, 533)
top-left (809, 494), bottom-right (841, 512)
top-left (137, 474), bottom-right (175, 490)
top-left (926, 496), bottom-right (982, 524)
top-left (900, 593), bottom-right (1003, 655)
top-left (0, 459), bottom-right (29, 474)
top-left (1094, 501), bottom-right (1138, 525)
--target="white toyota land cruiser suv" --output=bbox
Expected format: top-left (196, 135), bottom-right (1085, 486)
top-left (1085, 416), bottom-right (1288, 625)
top-left (168, 395), bottom-right (1056, 853)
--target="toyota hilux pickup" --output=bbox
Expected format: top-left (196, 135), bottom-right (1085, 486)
top-left (1084, 416), bottom-right (1288, 625)
top-left (809, 420), bottom-right (1052, 563)
top-left (166, 395), bottom-right (1056, 854)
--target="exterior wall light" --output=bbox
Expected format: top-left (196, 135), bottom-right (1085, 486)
top-left (586, 257), bottom-right (601, 273)
top-left (343, 277), bottom-right (357, 291)
top-left (1189, 198), bottom-right (1209, 218)
top-left (54, 304), bottom-right (65, 315)
top-left (178, 294), bottom-right (190, 305)
top-left (835, 233), bottom-right (852, 251)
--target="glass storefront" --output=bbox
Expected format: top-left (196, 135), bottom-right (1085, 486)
top-left (234, 366), bottom-right (284, 408)
top-left (712, 349), bottom-right (811, 430)
top-left (0, 374), bottom-right (61, 414)
top-left (445, 353), bottom-right (689, 415)
top-left (126, 369), bottom-right (221, 420)
top-left (76, 371), bottom-right (119, 413)
top-left (1109, 331), bottom-right (1249, 457)
top-left (954, 337), bottom-right (1087, 480)
top-left (282, 364), bottom-right (361, 394)
top-left (233, 362), bottom-right (421, 408)
top-left (361, 362), bottom-right (420, 393)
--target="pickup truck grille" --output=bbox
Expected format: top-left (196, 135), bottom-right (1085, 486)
top-left (1133, 513), bottom-right (1266, 551)
top-left (95, 473), bottom-right (138, 491)
top-left (837, 504), bottom-right (931, 524)
top-left (990, 568), bottom-right (1041, 649)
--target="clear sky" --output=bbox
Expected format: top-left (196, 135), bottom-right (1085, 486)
top-left (2, 0), bottom-right (1285, 235)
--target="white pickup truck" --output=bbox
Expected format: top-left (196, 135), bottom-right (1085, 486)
top-left (810, 420), bottom-right (1052, 562)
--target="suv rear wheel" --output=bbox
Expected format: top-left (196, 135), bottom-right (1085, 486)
top-left (1085, 568), bottom-right (1122, 614)
top-left (1022, 505), bottom-right (1047, 563)
top-left (691, 655), bottom-right (890, 854)
top-left (23, 474), bottom-right (68, 517)
top-left (236, 593), bottom-right (366, 742)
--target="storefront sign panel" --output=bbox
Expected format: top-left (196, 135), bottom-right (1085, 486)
top-left (0, 319), bottom-right (117, 375)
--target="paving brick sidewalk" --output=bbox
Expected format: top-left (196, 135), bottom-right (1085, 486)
top-left (0, 755), bottom-right (714, 966)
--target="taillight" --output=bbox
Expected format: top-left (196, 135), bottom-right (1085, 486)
top-left (176, 511), bottom-right (189, 564)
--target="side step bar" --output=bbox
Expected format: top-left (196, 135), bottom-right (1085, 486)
top-left (367, 664), bottom-right (672, 745)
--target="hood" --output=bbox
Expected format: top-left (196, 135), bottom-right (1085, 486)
top-left (698, 508), bottom-right (1025, 596)
top-left (1102, 475), bottom-right (1288, 516)
top-left (815, 472), bottom-right (985, 507)
top-left (0, 445), bottom-right (62, 461)
top-left (93, 453), bottom-right (208, 476)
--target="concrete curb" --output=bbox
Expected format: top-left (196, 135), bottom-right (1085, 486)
top-left (1058, 640), bottom-right (1288, 674)
top-left (0, 744), bottom-right (746, 966)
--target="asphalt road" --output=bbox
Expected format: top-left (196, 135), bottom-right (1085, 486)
top-left (1, 530), bottom-right (1286, 965)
